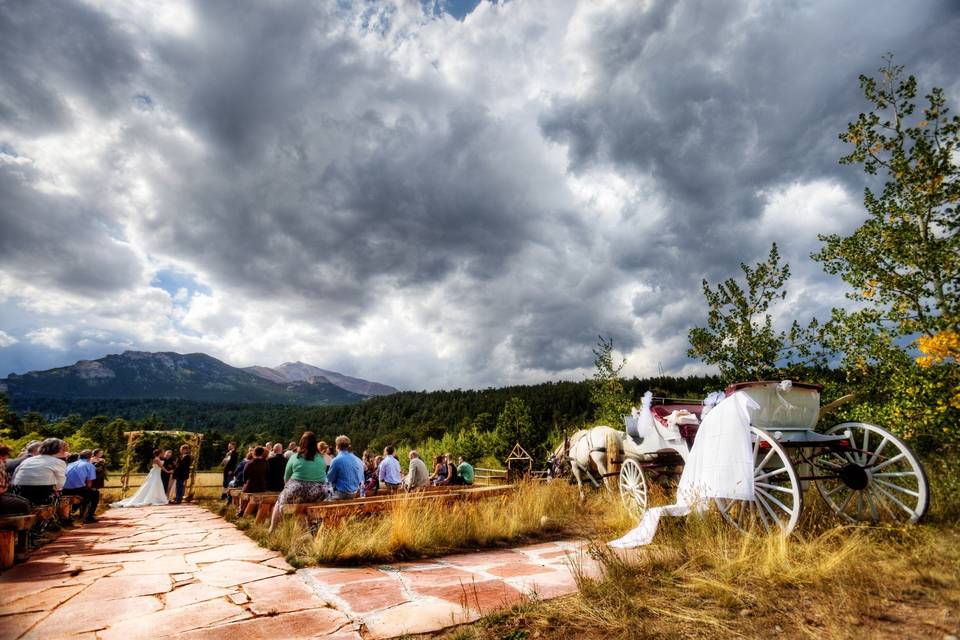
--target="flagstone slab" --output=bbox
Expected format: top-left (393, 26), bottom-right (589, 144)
top-left (418, 578), bottom-right (524, 613)
top-left (0, 611), bottom-right (47, 640)
top-left (333, 578), bottom-right (410, 613)
top-left (71, 573), bottom-right (172, 602)
top-left (362, 598), bottom-right (478, 638)
top-left (194, 559), bottom-right (286, 588)
top-left (242, 574), bottom-right (329, 615)
top-left (98, 598), bottom-right (248, 640)
top-left (24, 595), bottom-right (163, 637)
top-left (0, 584), bottom-right (86, 616)
top-left (486, 562), bottom-right (557, 578)
top-left (177, 608), bottom-right (352, 640)
top-left (303, 566), bottom-right (387, 584)
top-left (163, 583), bottom-right (234, 609)
top-left (185, 543), bottom-right (279, 564)
top-left (112, 556), bottom-right (199, 576)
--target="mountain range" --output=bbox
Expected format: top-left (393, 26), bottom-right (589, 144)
top-left (0, 351), bottom-right (397, 406)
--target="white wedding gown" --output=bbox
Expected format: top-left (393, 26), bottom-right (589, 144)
top-left (112, 463), bottom-right (170, 508)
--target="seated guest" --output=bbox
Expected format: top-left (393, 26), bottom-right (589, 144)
top-left (453, 456), bottom-right (474, 485)
top-left (362, 453), bottom-right (379, 496)
top-left (91, 449), bottom-right (107, 491)
top-left (405, 450), bottom-right (429, 490)
top-left (232, 450), bottom-right (254, 488)
top-left (62, 449), bottom-right (100, 523)
top-left (327, 436), bottom-right (364, 500)
top-left (12, 438), bottom-right (68, 505)
top-left (0, 446), bottom-right (31, 516)
top-left (237, 446), bottom-right (268, 517)
top-left (6, 441), bottom-right (41, 476)
top-left (443, 454), bottom-right (457, 485)
top-left (429, 454), bottom-right (448, 486)
top-left (270, 431), bottom-right (328, 533)
top-left (378, 446), bottom-right (402, 492)
top-left (267, 444), bottom-right (286, 492)
top-left (320, 441), bottom-right (333, 468)
top-left (283, 442), bottom-right (297, 459)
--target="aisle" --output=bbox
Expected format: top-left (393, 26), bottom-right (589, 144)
top-left (0, 505), bottom-right (591, 639)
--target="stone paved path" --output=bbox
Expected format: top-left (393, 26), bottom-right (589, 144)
top-left (0, 505), bottom-right (593, 639)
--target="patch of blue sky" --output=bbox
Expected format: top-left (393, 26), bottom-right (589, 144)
top-left (150, 269), bottom-right (211, 306)
top-left (422, 0), bottom-right (484, 21)
top-left (133, 93), bottom-right (154, 110)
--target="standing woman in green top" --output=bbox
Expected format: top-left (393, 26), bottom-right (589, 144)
top-left (269, 431), bottom-right (329, 532)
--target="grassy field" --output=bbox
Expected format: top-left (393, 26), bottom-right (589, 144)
top-left (209, 480), bottom-right (628, 567)
top-left (99, 471), bottom-right (224, 505)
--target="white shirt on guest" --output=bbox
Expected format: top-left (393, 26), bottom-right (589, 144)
top-left (12, 454), bottom-right (67, 489)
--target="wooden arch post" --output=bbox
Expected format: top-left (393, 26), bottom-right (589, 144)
top-left (119, 430), bottom-right (204, 500)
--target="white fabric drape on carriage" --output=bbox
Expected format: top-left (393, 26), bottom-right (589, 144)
top-left (609, 391), bottom-right (758, 548)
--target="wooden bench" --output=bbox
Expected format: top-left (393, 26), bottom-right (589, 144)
top-left (0, 515), bottom-right (37, 570)
top-left (282, 485), bottom-right (514, 525)
top-left (238, 492), bottom-right (280, 524)
top-left (58, 495), bottom-right (83, 521)
top-left (227, 488), bottom-right (243, 509)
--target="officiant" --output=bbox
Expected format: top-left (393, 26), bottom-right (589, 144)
top-left (173, 445), bottom-right (192, 504)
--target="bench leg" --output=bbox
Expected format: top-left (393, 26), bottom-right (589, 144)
top-left (243, 500), bottom-right (258, 518)
top-left (255, 503), bottom-right (272, 524)
top-left (0, 530), bottom-right (15, 570)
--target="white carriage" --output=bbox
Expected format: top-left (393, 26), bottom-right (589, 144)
top-left (605, 381), bottom-right (930, 535)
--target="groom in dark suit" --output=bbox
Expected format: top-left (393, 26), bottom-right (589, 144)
top-left (173, 444), bottom-right (192, 504)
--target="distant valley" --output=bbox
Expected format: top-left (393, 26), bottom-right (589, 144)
top-left (0, 351), bottom-right (397, 406)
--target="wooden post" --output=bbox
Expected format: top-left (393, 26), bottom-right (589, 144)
top-left (0, 531), bottom-right (15, 570)
top-left (606, 432), bottom-right (622, 477)
top-left (187, 433), bottom-right (202, 502)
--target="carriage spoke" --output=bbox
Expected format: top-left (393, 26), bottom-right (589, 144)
top-left (869, 486), bottom-right (899, 520)
top-left (871, 482), bottom-right (917, 517)
top-left (755, 486), bottom-right (794, 518)
top-left (816, 457), bottom-right (846, 471)
top-left (855, 492), bottom-right (865, 520)
top-left (753, 495), bottom-right (775, 533)
top-left (863, 489), bottom-right (880, 522)
top-left (874, 478), bottom-right (920, 498)
top-left (866, 437), bottom-right (890, 467)
top-left (821, 483), bottom-right (846, 498)
top-left (869, 452), bottom-right (906, 472)
top-left (873, 471), bottom-right (917, 478)
top-left (755, 466), bottom-right (789, 482)
top-left (755, 481), bottom-right (794, 494)
top-left (838, 490), bottom-right (856, 516)
top-left (859, 429), bottom-right (871, 465)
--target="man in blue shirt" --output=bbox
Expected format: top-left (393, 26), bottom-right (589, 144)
top-left (62, 450), bottom-right (99, 523)
top-left (377, 445), bottom-right (402, 491)
top-left (326, 435), bottom-right (364, 500)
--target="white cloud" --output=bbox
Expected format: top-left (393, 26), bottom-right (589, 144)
top-left (0, 330), bottom-right (18, 348)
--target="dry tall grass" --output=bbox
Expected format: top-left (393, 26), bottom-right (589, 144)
top-left (440, 469), bottom-right (960, 640)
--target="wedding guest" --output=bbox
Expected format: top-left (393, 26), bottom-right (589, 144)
top-left (12, 438), bottom-right (68, 505)
top-left (0, 446), bottom-right (30, 515)
top-left (320, 441), bottom-right (334, 468)
top-left (327, 436), bottom-right (364, 500)
top-left (267, 444), bottom-right (286, 492)
top-left (378, 446), bottom-right (402, 492)
top-left (221, 442), bottom-right (238, 499)
top-left (6, 440), bottom-right (40, 476)
top-left (283, 442), bottom-right (297, 459)
top-left (442, 453), bottom-right (457, 486)
top-left (173, 444), bottom-right (192, 504)
top-left (429, 454), bottom-right (448, 486)
top-left (405, 450), bottom-right (429, 490)
top-left (237, 447), bottom-right (268, 517)
top-left (362, 452), bottom-right (379, 496)
top-left (233, 450), bottom-right (254, 488)
top-left (453, 456), bottom-right (474, 486)
top-left (269, 431), bottom-right (328, 532)
top-left (62, 450), bottom-right (100, 523)
top-left (91, 449), bottom-right (107, 490)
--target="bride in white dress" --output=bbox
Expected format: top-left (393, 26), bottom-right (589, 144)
top-left (112, 449), bottom-right (171, 507)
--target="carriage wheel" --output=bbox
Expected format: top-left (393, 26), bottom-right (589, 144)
top-left (619, 458), bottom-right (648, 518)
top-left (715, 427), bottom-right (803, 535)
top-left (814, 422), bottom-right (929, 524)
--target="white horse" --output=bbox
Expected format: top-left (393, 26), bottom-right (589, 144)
top-left (557, 425), bottom-right (624, 501)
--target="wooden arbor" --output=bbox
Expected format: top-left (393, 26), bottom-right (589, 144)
top-left (119, 430), bottom-right (203, 500)
top-left (506, 443), bottom-right (533, 482)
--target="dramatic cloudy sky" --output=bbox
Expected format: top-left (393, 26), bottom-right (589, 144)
top-left (1, 0), bottom-right (958, 390)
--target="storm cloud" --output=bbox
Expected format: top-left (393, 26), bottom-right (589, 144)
top-left (1, 0), bottom-right (958, 389)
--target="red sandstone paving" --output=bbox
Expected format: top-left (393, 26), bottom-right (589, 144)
top-left (70, 573), bottom-right (172, 602)
top-left (98, 598), bottom-right (249, 640)
top-left (194, 559), bottom-right (287, 588)
top-left (333, 578), bottom-right (410, 613)
top-left (400, 566), bottom-right (477, 588)
top-left (0, 611), bottom-right (46, 640)
top-left (437, 549), bottom-right (527, 566)
top-left (185, 542), bottom-right (279, 564)
top-left (418, 579), bottom-right (525, 613)
top-left (177, 608), bottom-right (353, 640)
top-left (163, 583), bottom-right (234, 609)
top-left (242, 574), bottom-right (329, 615)
top-left (486, 562), bottom-right (558, 578)
top-left (305, 566), bottom-right (387, 584)
top-left (0, 584), bottom-right (85, 616)
top-left (24, 594), bottom-right (164, 637)
top-left (362, 599), bottom-right (477, 638)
